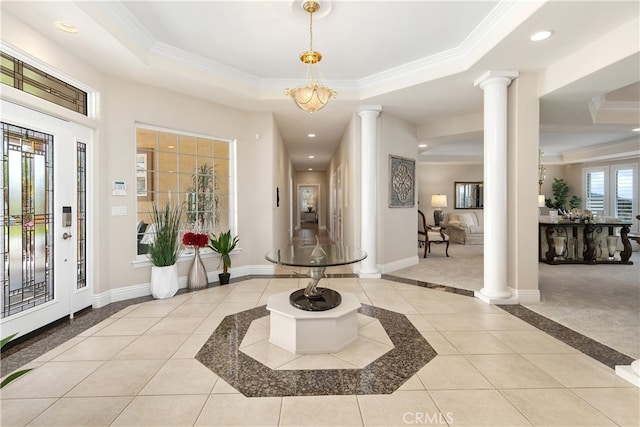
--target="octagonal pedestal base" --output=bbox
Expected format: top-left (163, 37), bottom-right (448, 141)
top-left (267, 290), bottom-right (362, 354)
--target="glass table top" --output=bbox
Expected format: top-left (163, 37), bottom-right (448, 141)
top-left (265, 244), bottom-right (367, 268)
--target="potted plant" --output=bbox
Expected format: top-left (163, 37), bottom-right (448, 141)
top-left (148, 202), bottom-right (183, 299)
top-left (208, 230), bottom-right (239, 285)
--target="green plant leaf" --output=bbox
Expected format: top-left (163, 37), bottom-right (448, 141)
top-left (1, 369), bottom-right (32, 388)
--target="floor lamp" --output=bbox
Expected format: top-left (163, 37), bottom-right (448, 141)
top-left (431, 194), bottom-right (447, 226)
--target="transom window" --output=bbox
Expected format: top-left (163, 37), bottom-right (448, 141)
top-left (135, 125), bottom-right (234, 255)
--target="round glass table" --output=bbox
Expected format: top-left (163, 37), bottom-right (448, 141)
top-left (265, 239), bottom-right (367, 311)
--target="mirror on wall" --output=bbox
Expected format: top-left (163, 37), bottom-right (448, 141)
top-left (454, 182), bottom-right (483, 209)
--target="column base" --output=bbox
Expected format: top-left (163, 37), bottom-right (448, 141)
top-left (359, 271), bottom-right (382, 279)
top-left (475, 289), bottom-right (518, 305)
top-left (616, 360), bottom-right (640, 388)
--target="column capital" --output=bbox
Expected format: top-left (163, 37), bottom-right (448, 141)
top-left (474, 71), bottom-right (519, 89)
top-left (358, 105), bottom-right (382, 117)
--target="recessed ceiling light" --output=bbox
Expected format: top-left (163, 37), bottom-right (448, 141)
top-left (308, 155), bottom-right (315, 159)
top-left (418, 144), bottom-right (427, 148)
top-left (167, 145), bottom-right (175, 149)
top-left (308, 133), bottom-right (316, 138)
top-left (632, 127), bottom-right (640, 132)
top-left (530, 30), bottom-right (552, 42)
top-left (55, 21), bottom-right (78, 33)
top-left (308, 168), bottom-right (313, 171)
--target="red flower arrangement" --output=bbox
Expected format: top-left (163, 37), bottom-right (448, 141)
top-left (182, 232), bottom-right (209, 248)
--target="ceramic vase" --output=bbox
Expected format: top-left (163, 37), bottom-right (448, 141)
top-left (151, 264), bottom-right (179, 299)
top-left (188, 247), bottom-right (208, 290)
top-left (606, 235), bottom-right (618, 261)
top-left (553, 236), bottom-right (566, 260)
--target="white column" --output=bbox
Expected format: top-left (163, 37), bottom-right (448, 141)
top-left (474, 71), bottom-right (518, 304)
top-left (358, 106), bottom-right (382, 278)
top-left (616, 359), bottom-right (640, 388)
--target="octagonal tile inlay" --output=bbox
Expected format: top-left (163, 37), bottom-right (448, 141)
top-left (195, 304), bottom-right (437, 397)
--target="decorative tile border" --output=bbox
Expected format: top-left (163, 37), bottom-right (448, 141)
top-left (195, 303), bottom-right (436, 397)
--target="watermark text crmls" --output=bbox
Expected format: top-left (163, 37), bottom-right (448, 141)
top-left (403, 411), bottom-right (454, 425)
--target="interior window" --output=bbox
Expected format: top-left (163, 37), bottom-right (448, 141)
top-left (135, 125), bottom-right (233, 255)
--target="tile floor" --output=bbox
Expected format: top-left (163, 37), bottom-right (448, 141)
top-left (1, 272), bottom-right (638, 426)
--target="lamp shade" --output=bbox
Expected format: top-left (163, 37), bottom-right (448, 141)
top-left (538, 195), bottom-right (546, 207)
top-left (431, 194), bottom-right (447, 208)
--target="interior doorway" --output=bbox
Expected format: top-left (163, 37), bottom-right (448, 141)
top-left (297, 184), bottom-right (320, 229)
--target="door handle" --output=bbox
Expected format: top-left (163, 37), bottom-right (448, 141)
top-left (62, 232), bottom-right (73, 240)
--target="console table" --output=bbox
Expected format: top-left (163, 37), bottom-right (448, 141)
top-left (539, 221), bottom-right (633, 265)
top-left (301, 210), bottom-right (317, 223)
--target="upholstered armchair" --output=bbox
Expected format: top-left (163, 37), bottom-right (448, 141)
top-left (444, 211), bottom-right (484, 245)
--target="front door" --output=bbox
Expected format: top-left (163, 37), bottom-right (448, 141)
top-left (1, 100), bottom-right (92, 339)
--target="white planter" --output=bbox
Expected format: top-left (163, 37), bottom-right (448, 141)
top-left (151, 264), bottom-right (179, 299)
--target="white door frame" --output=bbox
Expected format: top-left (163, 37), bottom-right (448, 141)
top-left (1, 100), bottom-right (93, 338)
top-left (297, 183), bottom-right (321, 228)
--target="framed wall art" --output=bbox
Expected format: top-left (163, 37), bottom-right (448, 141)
top-left (389, 155), bottom-right (415, 208)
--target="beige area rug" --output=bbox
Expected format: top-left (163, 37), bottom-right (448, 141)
top-left (392, 242), bottom-right (640, 359)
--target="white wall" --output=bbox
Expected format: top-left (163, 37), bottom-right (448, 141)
top-left (2, 14), bottom-right (289, 298)
top-left (378, 113), bottom-right (419, 267)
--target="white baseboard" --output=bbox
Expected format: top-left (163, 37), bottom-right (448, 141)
top-left (379, 256), bottom-right (419, 274)
top-left (92, 264), bottom-right (276, 308)
top-left (509, 288), bottom-right (541, 304)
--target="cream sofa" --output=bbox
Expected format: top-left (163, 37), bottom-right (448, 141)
top-left (444, 210), bottom-right (484, 244)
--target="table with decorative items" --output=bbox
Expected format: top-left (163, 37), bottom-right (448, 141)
top-left (264, 238), bottom-right (367, 354)
top-left (539, 220), bottom-right (633, 265)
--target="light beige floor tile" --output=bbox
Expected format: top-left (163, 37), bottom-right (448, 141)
top-left (240, 339), bottom-right (299, 369)
top-left (123, 303), bottom-right (179, 318)
top-left (140, 359), bottom-right (218, 395)
top-left (410, 300), bottom-right (457, 314)
top-left (107, 304), bottom-right (139, 318)
top-left (223, 291), bottom-right (264, 304)
top-left (143, 316), bottom-right (206, 335)
top-left (193, 314), bottom-right (226, 335)
top-left (357, 313), bottom-right (377, 327)
top-left (371, 299), bottom-right (418, 314)
top-left (397, 374), bottom-right (426, 391)
top-left (502, 388), bottom-right (616, 426)
top-left (230, 280), bottom-right (269, 293)
top-left (66, 359), bottom-right (164, 397)
top-left (76, 318), bottom-right (117, 336)
top-left (442, 331), bottom-right (515, 354)
top-left (172, 333), bottom-right (212, 358)
top-left (524, 353), bottom-right (633, 387)
top-left (334, 336), bottom-right (393, 367)
top-left (489, 330), bottom-right (579, 354)
top-left (277, 353), bottom-right (358, 370)
top-left (210, 301), bottom-right (257, 316)
top-left (196, 394), bottom-right (282, 426)
top-left (240, 320), bottom-right (270, 348)
top-left (423, 313), bottom-right (532, 332)
top-left (0, 361), bottom-right (102, 398)
top-left (447, 299), bottom-right (506, 314)
top-left (429, 389), bottom-right (532, 426)
top-left (27, 396), bottom-right (132, 426)
top-left (466, 354), bottom-right (563, 388)
top-left (359, 279), bottom-right (395, 292)
top-left (32, 336), bottom-right (87, 362)
top-left (166, 302), bottom-right (218, 317)
top-left (264, 280), bottom-right (299, 293)
top-left (92, 317), bottom-right (160, 336)
top-left (185, 290), bottom-right (231, 304)
top-left (211, 377), bottom-right (241, 394)
top-left (52, 336), bottom-right (136, 361)
top-left (0, 398), bottom-right (56, 426)
top-left (113, 334), bottom-right (189, 360)
top-left (358, 319), bottom-right (394, 346)
top-left (280, 395), bottom-right (362, 426)
top-left (571, 387), bottom-right (640, 426)
top-left (420, 331), bottom-right (460, 354)
top-left (365, 290), bottom-right (405, 302)
top-left (359, 390), bottom-right (445, 426)
top-left (111, 394), bottom-right (208, 426)
top-left (353, 291), bottom-right (373, 304)
top-left (405, 314), bottom-right (436, 331)
top-left (417, 355), bottom-right (494, 390)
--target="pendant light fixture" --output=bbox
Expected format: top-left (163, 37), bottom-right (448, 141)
top-left (286, 1), bottom-right (337, 113)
